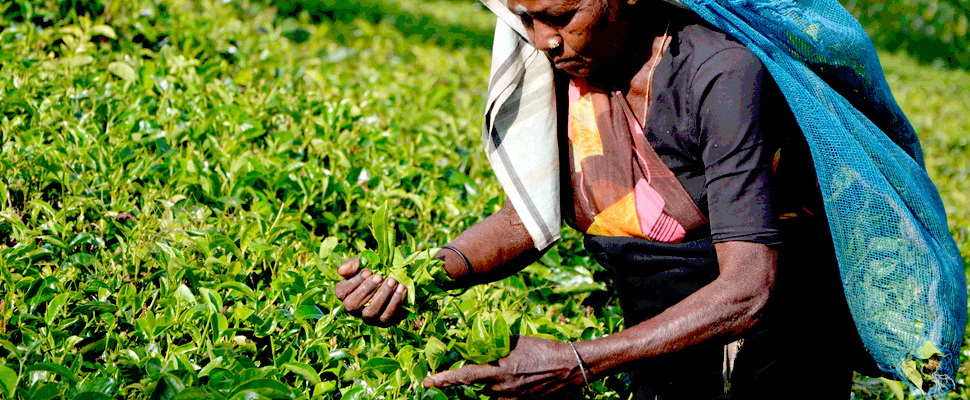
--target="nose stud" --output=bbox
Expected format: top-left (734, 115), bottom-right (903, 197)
top-left (547, 37), bottom-right (562, 50)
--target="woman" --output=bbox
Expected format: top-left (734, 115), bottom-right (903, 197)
top-left (335, 0), bottom-right (945, 398)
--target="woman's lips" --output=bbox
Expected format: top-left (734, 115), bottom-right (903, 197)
top-left (554, 58), bottom-right (583, 69)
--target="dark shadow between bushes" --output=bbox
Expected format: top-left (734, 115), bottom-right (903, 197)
top-left (271, 0), bottom-right (969, 70)
top-left (269, 0), bottom-right (495, 49)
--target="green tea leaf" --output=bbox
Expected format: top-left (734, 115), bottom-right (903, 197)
top-left (318, 237), bottom-right (339, 259)
top-left (108, 62), bottom-right (137, 83)
top-left (359, 357), bottom-right (400, 376)
top-left (471, 313), bottom-right (488, 347)
top-left (0, 365), bottom-right (17, 398)
top-left (358, 250), bottom-right (381, 271)
top-left (369, 201), bottom-right (394, 272)
top-left (217, 281), bottom-right (256, 302)
top-left (198, 357), bottom-right (223, 378)
top-left (915, 340), bottom-right (943, 360)
top-left (73, 392), bottom-right (113, 400)
top-left (173, 284), bottom-right (197, 305)
top-left (229, 378), bottom-right (294, 400)
top-left (424, 337), bottom-right (448, 371)
top-left (421, 387), bottom-right (448, 400)
top-left (282, 362), bottom-right (321, 385)
top-left (900, 359), bottom-right (923, 392)
top-left (89, 25), bottom-right (117, 39)
top-left (25, 363), bottom-right (77, 383)
top-left (879, 378), bottom-right (906, 400)
top-left (45, 292), bottom-right (71, 325)
top-left (293, 305), bottom-right (325, 320)
top-left (65, 55), bottom-right (95, 68)
top-left (172, 388), bottom-right (217, 400)
top-left (153, 373), bottom-right (186, 400)
top-left (491, 313), bottom-right (511, 358)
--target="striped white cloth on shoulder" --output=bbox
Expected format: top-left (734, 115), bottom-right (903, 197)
top-left (479, 0), bottom-right (561, 250)
top-left (476, 0), bottom-right (686, 250)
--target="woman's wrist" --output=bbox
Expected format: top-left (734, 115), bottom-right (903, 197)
top-left (568, 341), bottom-right (591, 387)
top-left (434, 245), bottom-right (476, 292)
top-left (569, 334), bottom-right (639, 382)
top-left (441, 245), bottom-right (475, 277)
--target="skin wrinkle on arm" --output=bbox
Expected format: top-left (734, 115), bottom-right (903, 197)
top-left (438, 198), bottom-right (544, 285)
top-left (575, 241), bottom-right (777, 379)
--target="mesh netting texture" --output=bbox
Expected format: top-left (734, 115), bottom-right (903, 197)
top-left (679, 0), bottom-right (967, 394)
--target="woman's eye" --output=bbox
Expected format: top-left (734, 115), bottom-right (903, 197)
top-left (548, 11), bottom-right (574, 27)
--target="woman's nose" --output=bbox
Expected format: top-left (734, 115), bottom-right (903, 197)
top-left (532, 21), bottom-right (560, 52)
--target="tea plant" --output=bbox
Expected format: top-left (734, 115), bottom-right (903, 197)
top-left (0, 0), bottom-right (967, 399)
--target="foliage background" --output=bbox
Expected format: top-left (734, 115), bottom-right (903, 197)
top-left (0, 0), bottom-right (967, 399)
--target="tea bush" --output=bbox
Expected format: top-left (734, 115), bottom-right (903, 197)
top-left (0, 0), bottom-right (967, 399)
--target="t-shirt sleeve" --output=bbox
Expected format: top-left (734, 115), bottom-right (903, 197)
top-left (693, 48), bottom-right (782, 245)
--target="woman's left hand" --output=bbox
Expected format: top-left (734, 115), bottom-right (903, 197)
top-left (422, 336), bottom-right (585, 398)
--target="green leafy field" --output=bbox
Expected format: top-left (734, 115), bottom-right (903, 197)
top-left (0, 0), bottom-right (968, 399)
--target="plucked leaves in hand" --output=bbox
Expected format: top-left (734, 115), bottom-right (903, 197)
top-left (369, 201), bottom-right (395, 274)
top-left (390, 248), bottom-right (448, 310)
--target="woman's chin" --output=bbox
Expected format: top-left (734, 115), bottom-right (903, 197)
top-left (555, 60), bottom-right (595, 77)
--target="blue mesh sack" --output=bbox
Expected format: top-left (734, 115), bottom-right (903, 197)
top-left (674, 0), bottom-right (968, 394)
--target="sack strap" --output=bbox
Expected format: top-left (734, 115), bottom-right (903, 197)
top-left (613, 94), bottom-right (709, 232)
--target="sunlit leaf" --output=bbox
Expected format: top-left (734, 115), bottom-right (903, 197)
top-left (228, 378), bottom-right (294, 400)
top-left (282, 362), bottom-right (321, 385)
top-left (24, 363), bottom-right (77, 383)
top-left (108, 62), bottom-right (138, 83)
top-left (358, 358), bottom-right (400, 376)
top-left (0, 365), bottom-right (17, 398)
top-left (89, 25), bottom-right (117, 39)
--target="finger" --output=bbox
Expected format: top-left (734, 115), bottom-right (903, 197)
top-left (379, 284), bottom-right (407, 324)
top-left (342, 273), bottom-right (382, 312)
top-left (337, 256), bottom-right (361, 278)
top-left (423, 364), bottom-right (499, 388)
top-left (335, 268), bottom-right (372, 300)
top-left (361, 277), bottom-right (398, 321)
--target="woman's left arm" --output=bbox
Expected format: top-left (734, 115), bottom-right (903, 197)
top-left (424, 240), bottom-right (776, 396)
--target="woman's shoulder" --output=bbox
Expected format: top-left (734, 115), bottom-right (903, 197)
top-left (672, 17), bottom-right (764, 77)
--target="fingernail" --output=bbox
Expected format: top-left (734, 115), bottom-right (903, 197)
top-left (371, 274), bottom-right (382, 283)
top-left (360, 269), bottom-right (372, 278)
top-left (396, 284), bottom-right (405, 293)
top-left (386, 277), bottom-right (396, 286)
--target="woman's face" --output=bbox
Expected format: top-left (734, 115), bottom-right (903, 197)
top-left (507, 0), bottom-right (633, 77)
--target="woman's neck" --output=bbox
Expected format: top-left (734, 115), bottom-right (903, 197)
top-left (588, 14), bottom-right (674, 90)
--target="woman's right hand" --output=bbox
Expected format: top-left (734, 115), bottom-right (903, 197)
top-left (335, 256), bottom-right (409, 327)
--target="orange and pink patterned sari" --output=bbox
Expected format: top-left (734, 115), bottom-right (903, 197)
top-left (567, 78), bottom-right (707, 243)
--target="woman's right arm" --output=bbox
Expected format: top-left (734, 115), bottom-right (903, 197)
top-left (334, 199), bottom-right (543, 326)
